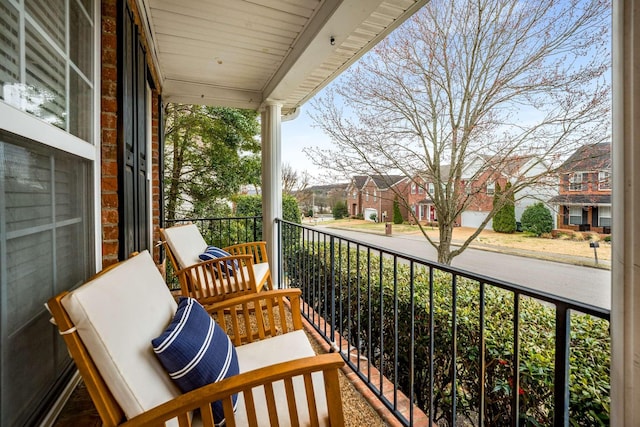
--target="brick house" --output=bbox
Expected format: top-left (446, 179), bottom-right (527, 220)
top-left (346, 175), bottom-right (407, 221)
top-left (549, 143), bottom-right (611, 233)
top-left (406, 173), bottom-right (442, 224)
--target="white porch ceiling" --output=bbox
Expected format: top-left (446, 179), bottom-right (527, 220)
top-left (137, 0), bottom-right (428, 114)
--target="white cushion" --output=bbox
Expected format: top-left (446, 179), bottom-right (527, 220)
top-left (61, 251), bottom-right (180, 421)
top-left (163, 224), bottom-right (208, 269)
top-left (234, 330), bottom-right (330, 426)
top-left (251, 262), bottom-right (270, 287)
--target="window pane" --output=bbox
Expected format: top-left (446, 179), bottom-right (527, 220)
top-left (70, 0), bottom-right (93, 80)
top-left (25, 22), bottom-right (66, 129)
top-left (3, 144), bottom-right (52, 232)
top-left (69, 68), bottom-right (93, 142)
top-left (79, 0), bottom-right (93, 17)
top-left (25, 0), bottom-right (65, 50)
top-left (0, 1), bottom-right (20, 96)
top-left (0, 133), bottom-right (93, 426)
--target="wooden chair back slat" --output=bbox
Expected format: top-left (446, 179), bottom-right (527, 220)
top-left (303, 373), bottom-right (320, 427)
top-left (284, 377), bottom-right (300, 427)
top-left (264, 383), bottom-right (279, 426)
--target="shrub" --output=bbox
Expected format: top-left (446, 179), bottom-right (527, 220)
top-left (521, 203), bottom-right (553, 236)
top-left (284, 243), bottom-right (610, 426)
top-left (393, 198), bottom-right (403, 224)
top-left (369, 212), bottom-right (377, 222)
top-left (493, 182), bottom-right (516, 233)
top-left (332, 201), bottom-right (349, 219)
top-left (603, 235), bottom-right (611, 242)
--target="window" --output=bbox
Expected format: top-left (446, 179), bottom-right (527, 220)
top-left (428, 183), bottom-right (435, 194)
top-left (366, 191), bottom-right (369, 201)
top-left (486, 180), bottom-right (495, 195)
top-left (599, 171), bottom-right (611, 190)
top-left (0, 1), bottom-right (97, 423)
top-left (599, 206), bottom-right (612, 227)
top-left (569, 172), bottom-right (587, 191)
top-left (1, 132), bottom-right (94, 425)
top-left (1, 0), bottom-right (95, 144)
top-left (464, 181), bottom-right (472, 195)
top-left (418, 185), bottom-right (424, 194)
top-left (373, 190), bottom-right (377, 201)
top-left (411, 183), bottom-right (416, 194)
top-left (353, 190), bottom-right (357, 199)
top-left (569, 206), bottom-right (583, 225)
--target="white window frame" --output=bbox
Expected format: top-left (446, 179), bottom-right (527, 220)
top-left (411, 183), bottom-right (416, 194)
top-left (486, 180), bottom-right (495, 195)
top-left (365, 191), bottom-right (369, 201)
top-left (599, 206), bottom-right (611, 227)
top-left (353, 190), bottom-right (357, 199)
top-left (599, 170), bottom-right (611, 190)
top-left (428, 183), bottom-right (435, 194)
top-left (569, 172), bottom-right (587, 191)
top-left (0, 0), bottom-right (101, 269)
top-left (569, 206), bottom-right (583, 225)
top-left (373, 189), bottom-right (377, 201)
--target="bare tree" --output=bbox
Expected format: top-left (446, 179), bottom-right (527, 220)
top-left (306, 0), bottom-right (610, 264)
top-left (282, 163), bottom-right (310, 196)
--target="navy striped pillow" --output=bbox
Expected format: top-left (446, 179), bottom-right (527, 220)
top-left (198, 246), bottom-right (239, 274)
top-left (152, 297), bottom-right (239, 424)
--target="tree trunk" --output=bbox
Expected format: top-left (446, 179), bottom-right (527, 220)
top-left (437, 222), bottom-right (454, 265)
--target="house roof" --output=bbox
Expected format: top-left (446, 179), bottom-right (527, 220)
top-left (549, 194), bottom-right (611, 206)
top-left (349, 176), bottom-right (368, 190)
top-left (369, 175), bottom-right (407, 189)
top-left (139, 0), bottom-right (428, 114)
top-left (558, 143), bottom-right (611, 173)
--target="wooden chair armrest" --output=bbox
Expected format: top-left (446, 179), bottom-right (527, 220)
top-left (223, 241), bottom-right (268, 264)
top-left (206, 289), bottom-right (303, 346)
top-left (121, 353), bottom-right (345, 427)
top-left (174, 254), bottom-right (254, 277)
top-left (223, 241), bottom-right (267, 253)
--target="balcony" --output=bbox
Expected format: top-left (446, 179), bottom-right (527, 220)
top-left (60, 216), bottom-right (607, 427)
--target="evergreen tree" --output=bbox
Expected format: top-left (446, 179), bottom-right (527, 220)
top-left (493, 182), bottom-right (516, 233)
top-left (393, 198), bottom-right (403, 224)
top-left (521, 202), bottom-right (553, 236)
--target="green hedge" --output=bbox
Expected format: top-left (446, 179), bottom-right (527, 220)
top-left (284, 243), bottom-right (610, 426)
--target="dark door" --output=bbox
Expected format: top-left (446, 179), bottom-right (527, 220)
top-left (118, 0), bottom-right (150, 259)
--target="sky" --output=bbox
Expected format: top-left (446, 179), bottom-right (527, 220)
top-left (281, 98), bottom-right (336, 185)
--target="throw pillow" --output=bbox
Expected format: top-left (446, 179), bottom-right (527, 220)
top-left (152, 297), bottom-right (239, 424)
top-left (198, 246), bottom-right (239, 273)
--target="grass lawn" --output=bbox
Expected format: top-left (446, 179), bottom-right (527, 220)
top-left (322, 219), bottom-right (611, 262)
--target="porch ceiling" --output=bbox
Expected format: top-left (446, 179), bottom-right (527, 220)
top-left (137, 0), bottom-right (428, 114)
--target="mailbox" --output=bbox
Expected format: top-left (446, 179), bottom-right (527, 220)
top-left (589, 241), bottom-right (600, 248)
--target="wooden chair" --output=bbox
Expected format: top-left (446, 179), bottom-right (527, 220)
top-left (161, 224), bottom-right (273, 295)
top-left (47, 251), bottom-right (345, 426)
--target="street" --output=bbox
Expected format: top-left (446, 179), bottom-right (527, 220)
top-left (316, 226), bottom-right (611, 310)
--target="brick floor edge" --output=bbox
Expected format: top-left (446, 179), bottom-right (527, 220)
top-left (297, 300), bottom-right (432, 427)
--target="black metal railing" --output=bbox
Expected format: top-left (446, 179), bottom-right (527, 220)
top-left (166, 216), bottom-right (263, 248)
top-left (276, 219), bottom-right (611, 427)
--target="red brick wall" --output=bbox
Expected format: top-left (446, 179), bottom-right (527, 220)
top-left (100, 0), bottom-right (163, 267)
top-left (101, 0), bottom-right (119, 267)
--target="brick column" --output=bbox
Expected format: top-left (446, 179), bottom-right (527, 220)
top-left (101, 0), bottom-right (119, 267)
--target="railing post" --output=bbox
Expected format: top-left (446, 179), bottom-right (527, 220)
top-left (330, 235), bottom-right (336, 340)
top-left (277, 219), bottom-right (283, 289)
top-left (554, 305), bottom-right (570, 427)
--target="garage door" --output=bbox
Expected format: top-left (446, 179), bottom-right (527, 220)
top-left (461, 211), bottom-right (492, 229)
top-left (363, 208), bottom-right (378, 221)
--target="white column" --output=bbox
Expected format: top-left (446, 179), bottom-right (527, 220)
top-left (611, 1), bottom-right (640, 424)
top-left (261, 102), bottom-right (282, 288)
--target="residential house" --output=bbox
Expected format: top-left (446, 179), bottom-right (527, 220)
top-left (459, 155), bottom-right (557, 229)
top-left (348, 175), bottom-right (407, 221)
top-left (345, 175), bottom-right (369, 216)
top-left (0, 1), bottom-right (428, 424)
top-left (406, 172), bottom-right (444, 224)
top-left (549, 143), bottom-right (611, 233)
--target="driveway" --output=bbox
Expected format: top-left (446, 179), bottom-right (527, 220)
top-left (316, 226), bottom-right (611, 310)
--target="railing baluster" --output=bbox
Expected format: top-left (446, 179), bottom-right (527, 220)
top-left (429, 266), bottom-right (434, 425)
top-left (512, 292), bottom-right (521, 427)
top-left (409, 261), bottom-right (415, 427)
top-left (379, 250), bottom-right (384, 393)
top-left (479, 281), bottom-right (486, 427)
top-left (330, 235), bottom-right (336, 343)
top-left (367, 248), bottom-right (372, 384)
top-left (393, 254), bottom-right (399, 410)
top-left (554, 304), bottom-right (570, 427)
top-left (452, 274), bottom-right (458, 426)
